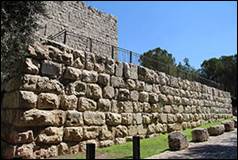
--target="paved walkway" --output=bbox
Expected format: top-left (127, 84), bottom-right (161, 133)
top-left (147, 129), bottom-right (237, 159)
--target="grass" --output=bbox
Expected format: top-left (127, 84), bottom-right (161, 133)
top-left (76, 117), bottom-right (235, 159)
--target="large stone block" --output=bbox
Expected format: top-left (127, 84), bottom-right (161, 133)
top-left (36, 127), bottom-right (63, 144)
top-left (103, 86), bottom-right (115, 99)
top-left (83, 111), bottom-right (105, 125)
top-left (65, 110), bottom-right (84, 126)
top-left (63, 66), bottom-right (81, 80)
top-left (37, 78), bottom-right (64, 94)
top-left (24, 58), bottom-right (39, 74)
top-left (86, 84), bottom-right (102, 100)
top-left (117, 101), bottom-right (134, 113)
top-left (38, 93), bottom-right (59, 109)
top-left (126, 79), bottom-right (136, 90)
top-left (133, 113), bottom-right (142, 125)
top-left (139, 92), bottom-right (149, 102)
top-left (117, 88), bottom-right (130, 101)
top-left (223, 121), bottom-right (235, 132)
top-left (41, 60), bottom-right (62, 78)
top-left (114, 125), bottom-right (128, 137)
top-left (111, 76), bottom-right (125, 88)
top-left (99, 126), bottom-right (113, 140)
top-left (85, 52), bottom-right (95, 70)
top-left (81, 70), bottom-right (98, 83)
top-left (207, 125), bottom-right (225, 136)
top-left (14, 109), bottom-right (66, 127)
top-left (192, 128), bottom-right (209, 142)
top-left (98, 98), bottom-right (111, 112)
top-left (60, 95), bottom-right (77, 110)
top-left (121, 113), bottom-right (133, 125)
top-left (68, 81), bottom-right (87, 96)
top-left (130, 90), bottom-right (139, 101)
top-left (168, 131), bottom-right (189, 151)
top-left (106, 113), bottom-right (121, 126)
top-left (83, 126), bottom-right (99, 140)
top-left (63, 127), bottom-right (83, 142)
top-left (143, 102), bottom-right (152, 113)
top-left (78, 97), bottom-right (97, 111)
top-left (15, 143), bottom-right (34, 159)
top-left (123, 63), bottom-right (138, 80)
top-left (72, 50), bottom-right (85, 69)
top-left (8, 130), bottom-right (34, 144)
top-left (98, 73), bottom-right (110, 86)
top-left (105, 58), bottom-right (115, 75)
top-left (138, 66), bottom-right (159, 83)
top-left (167, 123), bottom-right (182, 132)
top-left (94, 54), bottom-right (106, 72)
top-left (158, 114), bottom-right (167, 123)
top-left (149, 93), bottom-right (158, 103)
top-left (115, 62), bottom-right (123, 77)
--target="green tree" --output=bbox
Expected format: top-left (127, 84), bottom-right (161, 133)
top-left (139, 47), bottom-right (177, 76)
top-left (200, 54), bottom-right (237, 97)
top-left (1, 1), bottom-right (46, 82)
top-left (177, 57), bottom-right (197, 80)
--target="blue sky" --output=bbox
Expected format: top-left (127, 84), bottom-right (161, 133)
top-left (85, 1), bottom-right (237, 69)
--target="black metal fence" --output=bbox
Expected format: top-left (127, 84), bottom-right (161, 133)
top-left (47, 29), bottom-right (226, 91)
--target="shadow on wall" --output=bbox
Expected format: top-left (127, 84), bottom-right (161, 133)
top-left (232, 97), bottom-right (237, 116)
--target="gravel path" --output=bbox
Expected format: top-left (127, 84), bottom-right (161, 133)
top-left (147, 129), bottom-right (237, 159)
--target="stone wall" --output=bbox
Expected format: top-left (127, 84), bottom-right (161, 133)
top-left (1, 39), bottom-right (233, 159)
top-left (35, 1), bottom-right (118, 59)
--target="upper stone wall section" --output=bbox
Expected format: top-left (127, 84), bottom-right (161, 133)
top-left (35, 1), bottom-right (117, 58)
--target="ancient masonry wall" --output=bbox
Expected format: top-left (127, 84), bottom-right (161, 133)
top-left (1, 40), bottom-right (233, 159)
top-left (36, 1), bottom-right (118, 59)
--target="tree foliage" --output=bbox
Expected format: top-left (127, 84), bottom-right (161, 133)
top-left (1, 1), bottom-right (46, 82)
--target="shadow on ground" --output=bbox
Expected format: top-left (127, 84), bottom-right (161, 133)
top-left (168, 144), bottom-right (237, 159)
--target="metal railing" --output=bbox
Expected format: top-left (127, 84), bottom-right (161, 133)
top-left (47, 29), bottom-right (226, 91)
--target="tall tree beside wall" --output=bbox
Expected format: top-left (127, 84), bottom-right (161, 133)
top-left (1, 1), bottom-right (46, 82)
top-left (200, 54), bottom-right (237, 98)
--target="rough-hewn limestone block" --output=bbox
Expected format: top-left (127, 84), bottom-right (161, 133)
top-left (151, 103), bottom-right (162, 113)
top-left (38, 93), bottom-right (60, 109)
top-left (143, 114), bottom-right (151, 124)
top-left (149, 93), bottom-right (158, 103)
top-left (83, 111), bottom-right (105, 125)
top-left (63, 127), bottom-right (83, 142)
top-left (133, 113), bottom-right (143, 125)
top-left (114, 62), bottom-right (123, 77)
top-left (126, 79), bottom-right (136, 90)
top-left (85, 52), bottom-right (95, 70)
top-left (158, 114), bottom-right (168, 123)
top-left (167, 114), bottom-right (177, 123)
top-left (114, 125), bottom-right (128, 137)
top-left (83, 126), bottom-right (99, 140)
top-left (72, 50), bottom-right (85, 69)
top-left (94, 55), bottom-right (106, 73)
top-left (163, 105), bottom-right (173, 113)
top-left (130, 90), bottom-right (139, 101)
top-left (98, 98), bottom-right (111, 112)
top-left (86, 84), bottom-right (102, 100)
top-left (192, 128), bottom-right (209, 142)
top-left (20, 74), bottom-right (42, 91)
top-left (137, 125), bottom-right (147, 135)
top-left (139, 92), bottom-right (149, 102)
top-left (68, 81), bottom-right (87, 96)
top-left (168, 131), bottom-right (189, 151)
top-left (128, 125), bottom-right (138, 136)
top-left (37, 78), bottom-right (64, 94)
top-left (123, 63), bottom-right (138, 80)
top-left (117, 101), bottom-right (133, 113)
top-left (167, 123), bottom-right (182, 132)
top-left (103, 86), bottom-right (114, 99)
top-left (17, 91), bottom-right (37, 109)
top-left (138, 66), bottom-right (158, 83)
top-left (81, 70), bottom-right (98, 83)
top-left (111, 76), bottom-right (125, 88)
top-left (14, 109), bottom-right (65, 127)
top-left (9, 130), bottom-right (34, 144)
top-left (24, 58), bottom-right (39, 74)
top-left (60, 95), bottom-right (77, 110)
top-left (99, 140), bottom-right (114, 147)
top-left (155, 123), bottom-right (164, 133)
top-left (117, 88), bottom-right (130, 101)
top-left (208, 125), bottom-right (225, 136)
top-left (147, 124), bottom-right (156, 134)
top-left (58, 142), bottom-right (69, 155)
top-left (65, 110), bottom-right (84, 126)
top-left (114, 138), bottom-right (126, 144)
top-left (106, 113), bottom-right (121, 126)
top-left (158, 94), bottom-right (168, 104)
top-left (41, 60), bottom-right (62, 78)
top-left (105, 58), bottom-right (115, 75)
top-left (169, 77), bottom-right (179, 88)
top-left (98, 73), bottom-right (110, 86)
top-left (143, 102), bottom-right (152, 113)
top-left (63, 67), bottom-right (81, 80)
top-left (135, 80), bottom-right (145, 91)
top-left (33, 145), bottom-right (58, 158)
top-left (78, 97), bottom-right (97, 111)
top-left (15, 143), bottom-right (34, 159)
top-left (121, 113), bottom-right (133, 125)
top-left (99, 126), bottom-right (113, 140)
top-left (36, 127), bottom-right (63, 144)
top-left (223, 121), bottom-right (235, 132)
